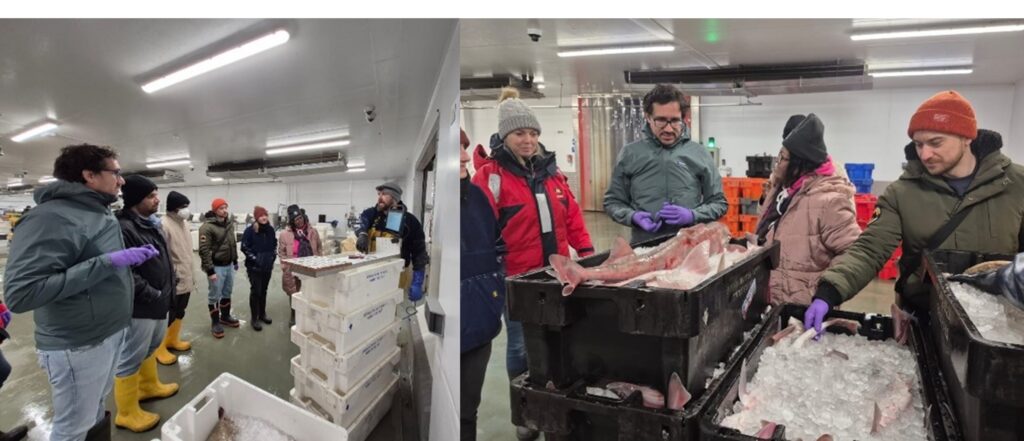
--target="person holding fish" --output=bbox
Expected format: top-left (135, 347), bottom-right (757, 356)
top-left (950, 254), bottom-right (1024, 310)
top-left (755, 113), bottom-right (862, 306)
top-left (806, 90), bottom-right (1024, 334)
top-left (472, 87), bottom-right (594, 441)
top-left (603, 83), bottom-right (728, 244)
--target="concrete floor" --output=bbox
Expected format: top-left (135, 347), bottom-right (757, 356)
top-left (0, 251), bottom-right (410, 441)
top-left (473, 212), bottom-right (896, 441)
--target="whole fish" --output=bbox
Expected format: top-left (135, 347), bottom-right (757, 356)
top-left (550, 230), bottom-right (693, 295)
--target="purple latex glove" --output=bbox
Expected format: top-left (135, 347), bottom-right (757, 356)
top-left (107, 246), bottom-right (159, 269)
top-left (631, 211), bottom-right (662, 233)
top-left (658, 203), bottom-right (695, 226)
top-left (804, 299), bottom-right (830, 339)
top-left (0, 303), bottom-right (11, 329)
top-left (233, 262), bottom-right (239, 271)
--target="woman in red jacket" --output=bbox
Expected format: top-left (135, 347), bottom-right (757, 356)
top-left (471, 87), bottom-right (593, 441)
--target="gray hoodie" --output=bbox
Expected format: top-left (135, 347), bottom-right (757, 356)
top-left (3, 180), bottom-right (133, 351)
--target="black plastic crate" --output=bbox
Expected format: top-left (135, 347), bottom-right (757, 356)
top-left (700, 304), bottom-right (961, 441)
top-left (745, 155), bottom-right (774, 178)
top-left (509, 317), bottom-right (769, 441)
top-left (923, 250), bottom-right (1024, 441)
top-left (506, 236), bottom-right (780, 397)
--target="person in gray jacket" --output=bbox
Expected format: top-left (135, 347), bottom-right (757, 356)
top-left (603, 84), bottom-right (728, 243)
top-left (3, 144), bottom-right (158, 441)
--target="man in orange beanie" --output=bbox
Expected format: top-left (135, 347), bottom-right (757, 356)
top-left (807, 90), bottom-right (1024, 330)
top-left (199, 198), bottom-right (239, 338)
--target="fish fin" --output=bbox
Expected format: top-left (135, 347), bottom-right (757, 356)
top-left (667, 372), bottom-right (690, 410)
top-left (549, 254), bottom-right (584, 296)
top-left (871, 402), bottom-right (882, 435)
top-left (608, 237), bottom-right (634, 262)
top-left (679, 241), bottom-right (711, 274)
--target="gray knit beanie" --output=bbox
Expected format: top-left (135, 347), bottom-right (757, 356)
top-left (497, 88), bottom-right (542, 140)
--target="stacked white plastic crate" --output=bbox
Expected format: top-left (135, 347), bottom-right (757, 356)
top-left (286, 254), bottom-right (406, 441)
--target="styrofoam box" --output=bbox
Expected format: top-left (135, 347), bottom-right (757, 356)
top-left (290, 324), bottom-right (399, 394)
top-left (161, 372), bottom-right (347, 441)
top-left (292, 348), bottom-right (400, 428)
top-left (292, 290), bottom-right (401, 354)
top-left (290, 376), bottom-right (398, 441)
top-left (298, 258), bottom-right (404, 315)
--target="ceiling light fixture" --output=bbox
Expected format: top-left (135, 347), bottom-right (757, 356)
top-left (347, 167), bottom-right (366, 173)
top-left (38, 176), bottom-right (57, 183)
top-left (557, 44), bottom-right (675, 58)
top-left (266, 139), bottom-right (350, 156)
top-left (851, 22), bottom-right (1024, 41)
top-left (11, 120), bottom-right (60, 143)
top-left (142, 29), bottom-right (291, 93)
top-left (868, 67), bottom-right (973, 78)
top-left (146, 159), bottom-right (192, 169)
top-left (210, 177), bottom-right (224, 182)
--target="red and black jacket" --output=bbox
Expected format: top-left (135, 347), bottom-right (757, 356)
top-left (472, 138), bottom-right (594, 277)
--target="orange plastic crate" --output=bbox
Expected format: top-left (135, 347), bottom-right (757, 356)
top-left (878, 258), bottom-right (900, 280)
top-left (722, 178), bottom-right (743, 200)
top-left (741, 178), bottom-right (769, 200)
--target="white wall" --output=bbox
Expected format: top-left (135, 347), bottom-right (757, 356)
top-left (1009, 80), bottom-right (1024, 165)
top-left (462, 97), bottom-right (578, 172)
top-left (157, 179), bottom-right (388, 223)
top-left (701, 84), bottom-right (1017, 182)
top-left (409, 21), bottom-right (460, 441)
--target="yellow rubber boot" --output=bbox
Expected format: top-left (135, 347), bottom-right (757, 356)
top-left (138, 354), bottom-right (179, 401)
top-left (153, 331), bottom-right (177, 366)
top-left (114, 374), bottom-right (160, 432)
top-left (167, 319), bottom-right (192, 351)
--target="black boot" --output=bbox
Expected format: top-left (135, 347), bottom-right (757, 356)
top-left (249, 286), bottom-right (261, 331)
top-left (259, 287), bottom-right (272, 325)
top-left (209, 305), bottom-right (224, 338)
top-left (0, 425), bottom-right (29, 441)
top-left (84, 411), bottom-right (111, 441)
top-left (219, 299), bottom-right (240, 328)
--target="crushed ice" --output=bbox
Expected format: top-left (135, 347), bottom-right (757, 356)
top-left (205, 414), bottom-right (297, 441)
top-left (720, 332), bottom-right (928, 441)
top-left (946, 277), bottom-right (1024, 346)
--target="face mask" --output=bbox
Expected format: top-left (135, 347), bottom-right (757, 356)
top-left (177, 208), bottom-right (191, 220)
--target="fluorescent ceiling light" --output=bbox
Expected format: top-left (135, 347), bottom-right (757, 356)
top-left (346, 158), bottom-right (366, 168)
top-left (146, 159), bottom-right (192, 169)
top-left (11, 121), bottom-right (59, 143)
top-left (266, 128), bottom-right (350, 148)
top-left (536, 84), bottom-right (546, 89)
top-left (210, 177), bottom-right (224, 182)
top-left (38, 176), bottom-right (57, 183)
top-left (347, 167), bottom-right (366, 173)
top-left (7, 179), bottom-right (23, 185)
top-left (869, 68), bottom-right (973, 78)
top-left (851, 22), bottom-right (1024, 41)
top-left (142, 29), bottom-right (291, 93)
top-left (266, 139), bottom-right (350, 156)
top-left (558, 45), bottom-right (674, 58)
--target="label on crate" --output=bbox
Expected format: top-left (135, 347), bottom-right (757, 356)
top-left (361, 333), bottom-right (384, 357)
top-left (365, 268), bottom-right (391, 283)
top-left (362, 302), bottom-right (388, 322)
top-left (361, 364), bottom-right (387, 391)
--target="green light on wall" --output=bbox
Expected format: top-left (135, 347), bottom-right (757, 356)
top-left (705, 19), bottom-right (721, 43)
top-left (708, 137), bottom-right (716, 148)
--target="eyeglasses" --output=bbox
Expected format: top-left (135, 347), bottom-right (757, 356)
top-left (100, 168), bottom-right (122, 176)
top-left (650, 117), bottom-right (684, 129)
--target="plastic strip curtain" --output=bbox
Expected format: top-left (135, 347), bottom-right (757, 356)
top-left (581, 95), bottom-right (645, 211)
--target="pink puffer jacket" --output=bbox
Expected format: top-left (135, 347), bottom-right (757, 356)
top-left (760, 173), bottom-right (862, 306)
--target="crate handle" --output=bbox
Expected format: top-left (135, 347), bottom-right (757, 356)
top-left (188, 389), bottom-right (217, 417)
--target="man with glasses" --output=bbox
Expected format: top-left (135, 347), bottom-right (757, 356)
top-left (604, 84), bottom-right (728, 243)
top-left (4, 144), bottom-right (159, 440)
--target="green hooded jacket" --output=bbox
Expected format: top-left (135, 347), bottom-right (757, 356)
top-left (3, 180), bottom-right (133, 351)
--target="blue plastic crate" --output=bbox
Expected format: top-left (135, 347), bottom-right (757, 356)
top-left (845, 163), bottom-right (875, 181)
top-left (853, 179), bottom-right (873, 194)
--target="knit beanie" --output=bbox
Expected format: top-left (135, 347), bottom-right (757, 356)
top-left (783, 114), bottom-right (806, 139)
top-left (497, 88), bottom-right (542, 140)
top-left (376, 181), bottom-right (403, 203)
top-left (782, 113), bottom-right (829, 165)
top-left (211, 198), bottom-right (228, 211)
top-left (907, 90), bottom-right (977, 140)
top-left (122, 175), bottom-right (157, 208)
top-left (254, 206), bottom-right (268, 219)
top-left (166, 191), bottom-right (190, 212)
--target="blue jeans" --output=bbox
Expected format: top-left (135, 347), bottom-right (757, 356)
top-left (208, 265), bottom-right (235, 305)
top-left (503, 307), bottom-right (528, 379)
top-left (115, 318), bottom-right (165, 377)
top-left (37, 327), bottom-right (127, 441)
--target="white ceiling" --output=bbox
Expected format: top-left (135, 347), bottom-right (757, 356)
top-left (461, 19), bottom-right (1024, 96)
top-left (0, 19), bottom-right (456, 184)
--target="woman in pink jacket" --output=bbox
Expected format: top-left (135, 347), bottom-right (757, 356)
top-left (278, 204), bottom-right (321, 325)
top-left (756, 114), bottom-right (862, 306)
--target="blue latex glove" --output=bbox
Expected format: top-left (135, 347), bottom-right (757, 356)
top-left (658, 203), bottom-right (695, 226)
top-left (409, 270), bottom-right (426, 301)
top-left (949, 268), bottom-right (1005, 295)
top-left (631, 211), bottom-right (662, 233)
top-left (804, 299), bottom-right (830, 338)
top-left (0, 303), bottom-right (11, 329)
top-left (108, 246), bottom-right (159, 269)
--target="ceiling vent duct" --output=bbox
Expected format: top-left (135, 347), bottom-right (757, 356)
top-left (461, 73), bottom-right (546, 101)
top-left (207, 152), bottom-right (350, 180)
top-left (124, 169), bottom-right (185, 184)
top-left (624, 60), bottom-right (871, 96)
